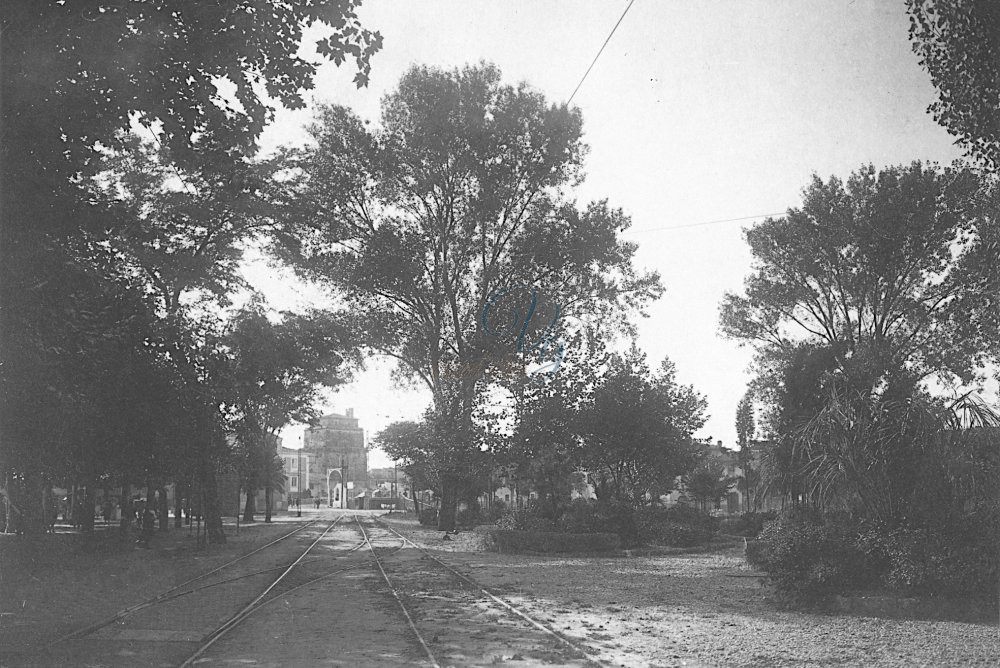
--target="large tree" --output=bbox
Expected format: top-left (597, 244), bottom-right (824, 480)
top-left (225, 301), bottom-right (358, 522)
top-left (908, 0), bottom-right (1000, 170)
top-left (581, 349), bottom-right (706, 510)
top-left (721, 162), bottom-right (991, 389)
top-left (1, 1), bottom-right (380, 536)
top-left (721, 162), bottom-right (1000, 520)
top-left (278, 63), bottom-right (663, 529)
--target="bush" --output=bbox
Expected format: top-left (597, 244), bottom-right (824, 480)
top-left (483, 500), bottom-right (506, 524)
top-left (497, 507), bottom-right (557, 532)
top-left (455, 507), bottom-right (482, 528)
top-left (418, 507), bottom-right (438, 526)
top-left (722, 511), bottom-right (778, 538)
top-left (751, 508), bottom-right (877, 604)
top-left (488, 529), bottom-right (621, 554)
top-left (635, 504), bottom-right (718, 547)
top-left (856, 516), bottom-right (998, 598)
top-left (662, 503), bottom-right (720, 534)
top-left (750, 508), bottom-right (1000, 606)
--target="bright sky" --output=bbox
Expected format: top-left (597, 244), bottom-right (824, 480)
top-left (243, 0), bottom-right (964, 465)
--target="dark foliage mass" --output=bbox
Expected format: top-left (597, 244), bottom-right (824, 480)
top-left (724, 160), bottom-right (1000, 606)
top-left (908, 0), bottom-right (1000, 169)
top-left (1, 1), bottom-right (379, 538)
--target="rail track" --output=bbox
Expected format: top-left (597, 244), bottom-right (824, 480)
top-left (51, 518), bottom-right (323, 645)
top-left (366, 517), bottom-right (605, 667)
top-left (30, 514), bottom-right (607, 667)
top-left (38, 516), bottom-right (373, 667)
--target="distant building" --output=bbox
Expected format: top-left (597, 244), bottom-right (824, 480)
top-left (303, 409), bottom-right (369, 507)
top-left (369, 467), bottom-right (410, 498)
top-left (279, 447), bottom-right (311, 501)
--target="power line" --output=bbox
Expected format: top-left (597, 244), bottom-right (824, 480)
top-left (629, 211), bottom-right (787, 234)
top-left (567, 0), bottom-right (637, 105)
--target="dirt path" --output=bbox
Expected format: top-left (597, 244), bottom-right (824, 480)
top-left (4, 513), bottom-right (998, 667)
top-left (384, 517), bottom-right (1000, 668)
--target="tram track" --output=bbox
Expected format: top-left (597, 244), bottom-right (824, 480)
top-left (50, 518), bottom-right (322, 645)
top-left (367, 517), bottom-right (605, 667)
top-left (177, 514), bottom-right (407, 666)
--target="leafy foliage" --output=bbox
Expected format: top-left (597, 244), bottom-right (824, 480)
top-left (488, 529), bottom-right (621, 554)
top-left (582, 349), bottom-right (706, 509)
top-left (908, 1), bottom-right (1000, 169)
top-left (282, 63), bottom-right (663, 529)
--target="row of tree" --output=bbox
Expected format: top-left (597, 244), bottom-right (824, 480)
top-left (375, 343), bottom-right (711, 521)
top-left (2, 1), bottom-right (381, 539)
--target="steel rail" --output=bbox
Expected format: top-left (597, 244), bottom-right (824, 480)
top-left (375, 518), bottom-right (605, 667)
top-left (355, 515), bottom-right (441, 668)
top-left (51, 519), bottom-right (319, 644)
top-left (177, 517), bottom-right (343, 667)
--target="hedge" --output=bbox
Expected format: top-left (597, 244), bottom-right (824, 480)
top-left (488, 529), bottom-right (621, 554)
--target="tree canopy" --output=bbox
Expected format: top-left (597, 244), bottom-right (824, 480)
top-left (278, 62), bottom-right (663, 528)
top-left (908, 0), bottom-right (1000, 170)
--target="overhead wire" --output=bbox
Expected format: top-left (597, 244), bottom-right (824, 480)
top-left (628, 211), bottom-right (788, 234)
top-left (567, 0), bottom-right (637, 105)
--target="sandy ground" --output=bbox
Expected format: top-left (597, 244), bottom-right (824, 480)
top-left (3, 512), bottom-right (998, 668)
top-left (0, 514), bottom-right (315, 666)
top-left (384, 517), bottom-right (1000, 668)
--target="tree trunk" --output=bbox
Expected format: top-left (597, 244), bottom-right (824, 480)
top-left (21, 471), bottom-right (44, 535)
top-left (174, 483), bottom-right (183, 529)
top-left (200, 465), bottom-right (226, 544)
top-left (157, 486), bottom-right (168, 530)
top-left (243, 487), bottom-right (256, 522)
top-left (80, 486), bottom-right (95, 534)
top-left (120, 483), bottom-right (132, 537)
top-left (437, 475), bottom-right (458, 532)
top-left (264, 486), bottom-right (272, 523)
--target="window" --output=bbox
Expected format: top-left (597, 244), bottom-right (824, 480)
top-left (290, 476), bottom-right (298, 491)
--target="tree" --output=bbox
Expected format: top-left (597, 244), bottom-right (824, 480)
top-left (683, 461), bottom-right (737, 513)
top-left (721, 163), bottom-right (1000, 521)
top-left (908, 1), bottom-right (1000, 170)
top-left (581, 349), bottom-right (706, 509)
top-left (278, 63), bottom-right (663, 529)
top-left (721, 162), bottom-right (994, 391)
top-left (225, 301), bottom-right (357, 522)
top-left (498, 333), bottom-right (606, 518)
top-left (1, 1), bottom-right (380, 536)
top-left (374, 420), bottom-right (440, 515)
top-left (735, 390), bottom-right (757, 511)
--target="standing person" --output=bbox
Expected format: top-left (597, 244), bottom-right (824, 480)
top-left (137, 503), bottom-right (156, 548)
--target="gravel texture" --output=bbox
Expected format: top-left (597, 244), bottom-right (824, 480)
top-left (386, 518), bottom-right (1000, 667)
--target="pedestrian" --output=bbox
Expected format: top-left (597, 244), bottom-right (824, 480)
top-left (137, 503), bottom-right (156, 548)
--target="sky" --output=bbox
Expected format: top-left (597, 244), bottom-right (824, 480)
top-left (241, 0), bottom-right (965, 465)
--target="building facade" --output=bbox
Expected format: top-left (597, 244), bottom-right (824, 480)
top-left (303, 409), bottom-right (369, 507)
top-left (279, 448), bottom-right (311, 501)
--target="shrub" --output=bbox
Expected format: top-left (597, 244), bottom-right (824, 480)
top-left (634, 504), bottom-right (718, 547)
top-left (488, 529), bottom-right (621, 554)
top-left (455, 507), bottom-right (482, 528)
top-left (497, 507), bottom-right (557, 532)
top-left (483, 500), bottom-right (506, 524)
top-left (752, 508), bottom-right (877, 604)
top-left (856, 516), bottom-right (998, 598)
top-left (418, 507), bottom-right (438, 526)
top-left (723, 511), bottom-right (778, 538)
top-left (662, 503), bottom-right (720, 534)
